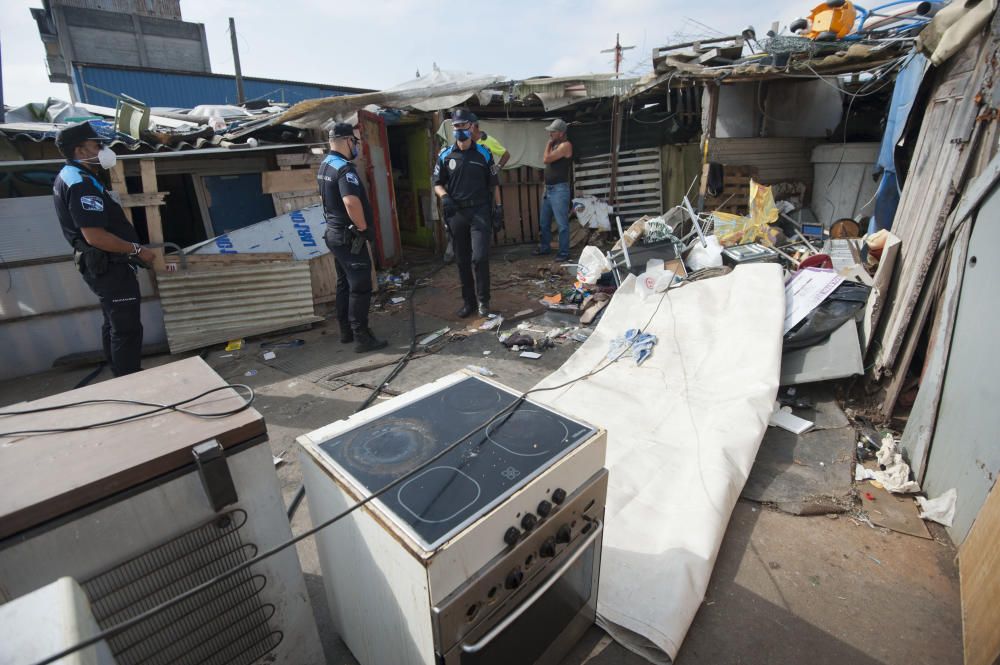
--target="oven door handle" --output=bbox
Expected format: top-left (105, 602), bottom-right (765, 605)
top-left (461, 519), bottom-right (603, 655)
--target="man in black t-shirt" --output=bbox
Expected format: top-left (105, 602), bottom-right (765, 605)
top-left (318, 123), bottom-right (387, 353)
top-left (53, 121), bottom-right (155, 376)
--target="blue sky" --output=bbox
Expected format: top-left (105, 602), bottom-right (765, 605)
top-left (4, 0), bottom-right (802, 105)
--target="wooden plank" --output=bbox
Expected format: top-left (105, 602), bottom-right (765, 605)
top-left (109, 161), bottom-right (133, 224)
top-left (0, 357), bottom-right (266, 540)
top-left (276, 153), bottom-right (323, 167)
top-left (960, 482), bottom-right (1000, 665)
top-left (139, 159), bottom-right (166, 272)
top-left (262, 169), bottom-right (319, 195)
top-left (118, 191), bottom-right (168, 208)
top-left (309, 253), bottom-right (337, 305)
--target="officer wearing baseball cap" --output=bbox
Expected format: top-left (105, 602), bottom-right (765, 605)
top-left (434, 108), bottom-right (502, 318)
top-left (318, 122), bottom-right (387, 352)
top-left (53, 121), bottom-right (154, 376)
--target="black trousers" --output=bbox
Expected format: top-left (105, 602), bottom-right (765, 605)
top-left (326, 233), bottom-right (374, 331)
top-left (446, 204), bottom-right (492, 306)
top-left (81, 263), bottom-right (143, 376)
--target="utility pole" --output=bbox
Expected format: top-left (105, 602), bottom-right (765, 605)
top-left (229, 17), bottom-right (245, 105)
top-left (600, 33), bottom-right (635, 76)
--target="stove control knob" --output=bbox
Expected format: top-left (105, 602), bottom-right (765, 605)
top-left (551, 488), bottom-right (567, 505)
top-left (521, 513), bottom-right (537, 532)
top-left (539, 537), bottom-right (556, 558)
top-left (556, 524), bottom-right (572, 544)
top-left (536, 500), bottom-right (553, 518)
top-left (503, 527), bottom-right (521, 547)
top-left (505, 568), bottom-right (524, 590)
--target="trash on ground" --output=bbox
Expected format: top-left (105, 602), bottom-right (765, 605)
top-left (273, 455), bottom-right (285, 467)
top-left (571, 330), bottom-right (593, 343)
top-left (520, 351), bottom-right (542, 359)
top-left (479, 315), bottom-right (504, 331)
top-left (872, 434), bottom-right (921, 493)
top-left (783, 268), bottom-right (845, 335)
top-left (855, 466), bottom-right (878, 482)
top-left (916, 488), bottom-right (957, 527)
top-left (262, 351), bottom-right (277, 361)
top-left (260, 338), bottom-right (305, 350)
top-left (244, 369), bottom-right (257, 377)
top-left (769, 406), bottom-right (814, 434)
top-left (503, 332), bottom-right (535, 349)
top-left (418, 327), bottom-right (451, 346)
top-left (218, 353), bottom-right (234, 358)
top-left (686, 235), bottom-right (724, 271)
top-left (391, 296), bottom-right (406, 304)
top-left (225, 339), bottom-right (245, 352)
top-left (465, 365), bottom-right (496, 377)
top-left (483, 350), bottom-right (491, 355)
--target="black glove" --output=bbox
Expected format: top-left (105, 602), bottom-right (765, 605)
top-left (492, 204), bottom-right (504, 232)
top-left (442, 195), bottom-right (457, 218)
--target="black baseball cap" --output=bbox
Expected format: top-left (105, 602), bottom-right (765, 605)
top-left (451, 108), bottom-right (476, 124)
top-left (55, 121), bottom-right (106, 159)
top-left (328, 122), bottom-right (359, 139)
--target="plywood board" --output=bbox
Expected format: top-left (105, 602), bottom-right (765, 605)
top-left (960, 483), bottom-right (1000, 665)
top-left (0, 357), bottom-right (265, 540)
top-left (309, 253), bottom-right (337, 305)
top-left (262, 168), bottom-right (319, 194)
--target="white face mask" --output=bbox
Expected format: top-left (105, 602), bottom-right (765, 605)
top-left (97, 147), bottom-right (117, 170)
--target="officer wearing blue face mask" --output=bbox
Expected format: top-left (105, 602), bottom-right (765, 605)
top-left (318, 122), bottom-right (387, 353)
top-left (434, 108), bottom-right (502, 318)
top-left (53, 121), bottom-right (154, 377)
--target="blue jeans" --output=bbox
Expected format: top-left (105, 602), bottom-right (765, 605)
top-left (539, 182), bottom-right (571, 257)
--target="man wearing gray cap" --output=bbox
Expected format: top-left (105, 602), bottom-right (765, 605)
top-left (318, 122), bottom-right (387, 353)
top-left (532, 119), bottom-right (574, 261)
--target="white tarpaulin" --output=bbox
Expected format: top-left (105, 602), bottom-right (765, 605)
top-left (186, 204), bottom-right (327, 260)
top-left (531, 265), bottom-right (784, 662)
top-left (436, 119), bottom-right (552, 170)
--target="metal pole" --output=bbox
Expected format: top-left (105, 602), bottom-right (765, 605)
top-left (229, 17), bottom-right (245, 105)
top-left (0, 31), bottom-right (5, 123)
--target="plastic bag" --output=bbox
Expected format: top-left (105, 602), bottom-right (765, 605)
top-left (576, 245), bottom-right (612, 285)
top-left (686, 235), bottom-right (724, 271)
top-left (783, 281), bottom-right (871, 349)
top-left (711, 180), bottom-right (780, 247)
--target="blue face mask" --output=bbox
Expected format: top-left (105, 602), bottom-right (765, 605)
top-left (350, 141), bottom-right (360, 159)
top-left (453, 128), bottom-right (472, 142)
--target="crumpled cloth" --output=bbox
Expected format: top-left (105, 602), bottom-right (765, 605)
top-left (607, 328), bottom-right (658, 366)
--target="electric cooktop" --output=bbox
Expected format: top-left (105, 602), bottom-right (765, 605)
top-left (318, 376), bottom-right (595, 550)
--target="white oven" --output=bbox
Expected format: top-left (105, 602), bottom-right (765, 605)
top-left (297, 370), bottom-right (608, 665)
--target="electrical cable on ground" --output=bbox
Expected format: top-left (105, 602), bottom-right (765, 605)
top-left (30, 274), bottom-right (686, 665)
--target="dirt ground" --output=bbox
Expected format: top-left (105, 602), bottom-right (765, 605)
top-left (0, 246), bottom-right (963, 665)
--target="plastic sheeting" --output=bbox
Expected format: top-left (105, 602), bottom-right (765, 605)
top-left (531, 265), bottom-right (784, 662)
top-left (436, 119), bottom-right (551, 169)
top-left (277, 69), bottom-right (506, 129)
top-left (186, 204), bottom-right (327, 260)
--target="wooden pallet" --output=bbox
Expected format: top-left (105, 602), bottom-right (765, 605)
top-left (702, 164), bottom-right (758, 215)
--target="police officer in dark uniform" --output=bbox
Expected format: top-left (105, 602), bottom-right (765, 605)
top-left (53, 121), bottom-right (154, 376)
top-left (434, 108), bottom-right (503, 318)
top-left (318, 122), bottom-right (387, 353)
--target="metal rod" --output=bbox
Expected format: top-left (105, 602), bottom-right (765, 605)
top-left (614, 215), bottom-right (632, 269)
top-left (682, 196), bottom-right (709, 248)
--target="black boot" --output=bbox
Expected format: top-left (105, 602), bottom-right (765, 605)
top-left (478, 301), bottom-right (491, 317)
top-left (457, 302), bottom-right (475, 318)
top-left (355, 328), bottom-right (388, 353)
top-left (339, 321), bottom-right (354, 344)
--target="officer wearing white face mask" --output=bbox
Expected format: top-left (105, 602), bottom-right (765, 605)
top-left (53, 121), bottom-right (154, 376)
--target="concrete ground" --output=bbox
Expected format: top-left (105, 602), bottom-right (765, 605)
top-left (0, 247), bottom-right (963, 665)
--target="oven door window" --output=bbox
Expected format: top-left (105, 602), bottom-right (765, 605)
top-left (461, 542), bottom-right (595, 665)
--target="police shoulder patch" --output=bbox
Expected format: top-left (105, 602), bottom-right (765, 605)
top-left (448, 158), bottom-right (457, 171)
top-left (80, 195), bottom-right (104, 212)
top-left (345, 172), bottom-right (360, 186)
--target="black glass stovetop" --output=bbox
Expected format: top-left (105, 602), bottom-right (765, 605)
top-left (318, 376), bottom-right (595, 550)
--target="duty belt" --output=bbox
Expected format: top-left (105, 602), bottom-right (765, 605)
top-left (452, 196), bottom-right (490, 209)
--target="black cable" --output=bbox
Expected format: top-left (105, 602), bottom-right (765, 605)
top-left (0, 384), bottom-right (255, 438)
top-left (33, 273), bottom-right (682, 665)
top-left (72, 362), bottom-right (106, 390)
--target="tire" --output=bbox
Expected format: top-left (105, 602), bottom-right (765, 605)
top-left (826, 0), bottom-right (846, 7)
top-left (790, 18), bottom-right (808, 32)
top-left (816, 30), bottom-right (839, 40)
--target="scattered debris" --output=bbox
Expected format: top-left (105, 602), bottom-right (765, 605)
top-left (418, 327), bottom-right (451, 346)
top-left (225, 339), bottom-right (245, 352)
top-left (769, 406), bottom-right (814, 434)
top-left (479, 315), bottom-right (504, 331)
top-left (917, 489), bottom-right (957, 527)
top-left (244, 369), bottom-right (257, 377)
top-left (262, 351), bottom-right (277, 361)
top-left (465, 365), bottom-right (496, 377)
top-left (520, 351), bottom-right (542, 359)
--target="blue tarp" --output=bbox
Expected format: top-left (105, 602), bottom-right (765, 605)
top-left (870, 53), bottom-right (931, 233)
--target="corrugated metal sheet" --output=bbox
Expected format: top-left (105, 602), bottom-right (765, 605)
top-left (0, 301), bottom-right (165, 381)
top-left (74, 64), bottom-right (367, 109)
top-left (54, 0), bottom-right (182, 19)
top-left (873, 32), bottom-right (995, 377)
top-left (708, 137), bottom-right (820, 187)
top-left (0, 197), bottom-right (69, 264)
top-left (157, 260), bottom-right (320, 353)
